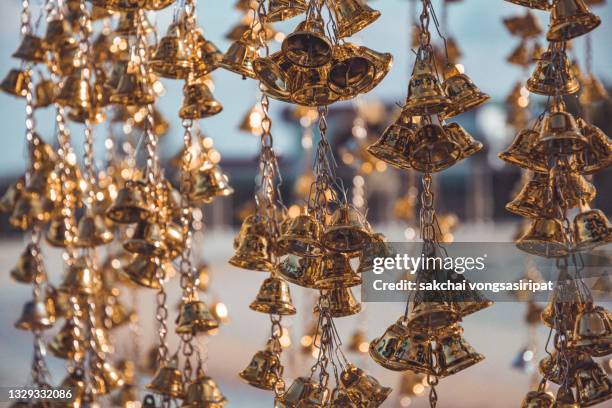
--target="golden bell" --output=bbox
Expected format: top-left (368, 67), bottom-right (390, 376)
top-left (275, 377), bottom-right (330, 408)
top-left (446, 274), bottom-right (494, 317)
top-left (107, 181), bottom-right (150, 224)
top-left (239, 338), bottom-right (283, 390)
top-left (547, 0), bottom-right (601, 41)
top-left (250, 276), bottom-right (297, 315)
top-left (124, 221), bottom-right (168, 257)
top-left (46, 215), bottom-right (78, 248)
top-left (109, 68), bottom-right (154, 106)
top-left (57, 368), bottom-right (86, 405)
top-left (267, 0), bottom-right (308, 22)
top-left (517, 218), bottom-right (569, 258)
top-left (316, 287), bottom-right (361, 318)
top-left (357, 234), bottom-right (394, 274)
top-left (436, 327), bottom-right (485, 378)
top-left (328, 43), bottom-right (376, 98)
top-left (181, 369), bottom-right (227, 408)
top-left (253, 51), bottom-right (293, 101)
top-left (555, 169), bottom-right (596, 208)
top-left (506, 173), bottom-right (553, 219)
top-left (112, 11), bottom-right (152, 37)
top-left (440, 65), bottom-right (490, 119)
top-left (367, 116), bottom-right (417, 170)
top-left (229, 234), bottom-right (274, 272)
top-left (180, 80), bottom-right (223, 119)
top-left (188, 164), bottom-right (233, 204)
top-left (122, 255), bottom-right (172, 289)
top-left (329, 0), bottom-right (381, 39)
top-left (315, 252), bottom-right (361, 289)
top-left (580, 73), bottom-right (609, 105)
top-left (572, 303), bottom-right (612, 354)
top-left (340, 364), bottom-right (391, 407)
top-left (403, 58), bottom-right (451, 116)
top-left (393, 334), bottom-right (436, 375)
top-left (322, 205), bottom-right (372, 253)
top-left (369, 318), bottom-right (411, 371)
top-left (0, 177), bottom-right (24, 214)
top-left (575, 357), bottom-right (612, 406)
top-left (444, 122), bottom-right (483, 158)
top-left (575, 119), bottom-right (612, 174)
top-left (218, 33), bottom-right (258, 79)
top-left (521, 390), bottom-right (555, 408)
top-left (0, 69), bottom-right (29, 97)
top-left (536, 109), bottom-right (588, 153)
top-left (329, 388), bottom-right (356, 407)
top-left (191, 32), bottom-right (223, 76)
top-left (407, 297), bottom-right (461, 332)
top-left (43, 17), bottom-right (74, 50)
top-left (278, 213), bottom-right (323, 257)
top-left (506, 41), bottom-right (531, 67)
top-left (56, 68), bottom-right (94, 110)
top-left (56, 39), bottom-right (79, 76)
top-left (290, 64), bottom-right (339, 107)
top-left (92, 361), bottom-right (125, 395)
top-left (175, 298), bottom-right (220, 334)
top-left (146, 356), bottom-right (184, 398)
top-left (75, 211), bottom-right (114, 248)
top-left (410, 124), bottom-right (462, 173)
top-left (573, 209), bottom-right (612, 250)
top-left (505, 0), bottom-right (552, 10)
top-left (59, 258), bottom-right (102, 296)
top-left (33, 79), bottom-right (57, 109)
top-left (498, 129), bottom-right (548, 172)
top-left (9, 194), bottom-right (51, 230)
top-left (150, 22), bottom-right (193, 79)
top-left (555, 386), bottom-right (580, 408)
top-left (12, 34), bottom-right (46, 63)
top-left (357, 46), bottom-right (393, 95)
top-left (527, 47), bottom-right (580, 95)
top-left (278, 254), bottom-right (321, 288)
top-left (503, 11), bottom-right (543, 38)
top-left (11, 243), bottom-right (45, 284)
top-left (282, 18), bottom-right (333, 68)
top-left (15, 293), bottom-right (55, 331)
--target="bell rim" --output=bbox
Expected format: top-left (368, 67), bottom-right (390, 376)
top-left (249, 301), bottom-right (297, 316)
top-left (440, 92), bottom-right (491, 120)
top-left (228, 256), bottom-right (274, 273)
top-left (546, 13), bottom-right (602, 42)
top-left (335, 9), bottom-right (381, 39)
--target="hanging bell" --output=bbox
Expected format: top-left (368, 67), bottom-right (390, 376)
top-left (282, 18), bottom-right (333, 68)
top-left (504, 0), bottom-right (552, 10)
top-left (290, 65), bottom-right (339, 107)
top-left (0, 177), bottom-right (24, 214)
top-left (239, 338), bottom-right (283, 390)
top-left (316, 287), bottom-right (361, 318)
top-left (43, 17), bottom-right (74, 50)
top-left (446, 273), bottom-right (494, 317)
top-left (57, 368), bottom-right (86, 406)
top-left (180, 80), bottom-right (223, 120)
top-left (328, 0), bottom-right (381, 39)
top-left (278, 254), bottom-right (321, 288)
top-left (0, 69), bottom-right (29, 97)
top-left (580, 73), bottom-right (609, 105)
top-left (124, 221), bottom-right (168, 257)
top-left (9, 194), bottom-right (51, 230)
top-left (572, 303), bottom-right (612, 355)
top-left (33, 79), bottom-right (57, 109)
top-left (322, 205), bottom-right (372, 253)
top-left (150, 22), bottom-right (193, 79)
top-left (56, 68), bottom-right (94, 111)
top-left (367, 115), bottom-right (417, 170)
top-left (503, 11), bottom-right (543, 38)
top-left (121, 255), bottom-right (172, 289)
top-left (278, 213), bottom-right (323, 257)
top-left (107, 181), bottom-right (150, 224)
top-left (146, 356), bottom-right (185, 399)
top-left (315, 252), bottom-right (362, 289)
top-left (275, 377), bottom-right (330, 408)
top-left (188, 164), bottom-right (233, 204)
top-left (520, 390), bottom-right (555, 408)
top-left (506, 41), bottom-right (531, 67)
top-left (109, 67), bottom-right (154, 106)
top-left (357, 233), bottom-right (394, 274)
top-left (59, 258), bottom-right (102, 296)
top-left (440, 64), bottom-right (490, 119)
top-left (517, 218), bottom-right (569, 257)
top-left (369, 318), bottom-right (412, 371)
top-left (410, 124), bottom-right (462, 173)
top-left (339, 364), bottom-right (391, 407)
top-left (250, 276), bottom-right (297, 315)
top-left (12, 34), bottom-right (46, 63)
top-left (75, 211), bottom-right (114, 248)
top-left (190, 31), bottom-right (223, 76)
top-left (536, 109), bottom-right (588, 153)
top-left (527, 47), bottom-right (580, 95)
top-left (267, 0), bottom-right (308, 22)
top-left (436, 326), bottom-right (485, 378)
top-left (506, 172), bottom-right (553, 219)
top-left (547, 0), bottom-right (601, 41)
top-left (328, 43), bottom-right (376, 98)
top-left (253, 51), bottom-right (293, 101)
top-left (357, 46), bottom-right (393, 95)
top-left (92, 361), bottom-right (125, 395)
top-left (176, 297), bottom-right (220, 334)
top-left (575, 356), bottom-right (612, 406)
top-left (15, 293), bottom-right (55, 331)
top-left (403, 57), bottom-right (451, 116)
top-left (46, 214), bottom-right (78, 248)
top-left (181, 369), bottom-right (227, 408)
top-left (498, 128), bottom-right (548, 172)
top-left (218, 31), bottom-right (258, 78)
top-left (444, 122), bottom-right (483, 159)
top-left (229, 233), bottom-right (274, 272)
top-left (11, 243), bottom-right (45, 284)
top-left (575, 119), bottom-right (612, 174)
top-left (573, 208), bottom-right (612, 250)
top-left (407, 295), bottom-right (461, 333)
top-left (555, 385), bottom-right (580, 408)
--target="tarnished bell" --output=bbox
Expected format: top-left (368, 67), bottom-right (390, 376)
top-left (181, 370), bottom-right (227, 408)
top-left (329, 0), bottom-right (380, 38)
top-left (322, 205), bottom-right (372, 253)
top-left (278, 213), bottom-right (323, 257)
top-left (146, 356), bottom-right (184, 398)
top-left (575, 357), bottom-right (612, 406)
top-left (527, 48), bottom-right (579, 95)
top-left (121, 255), bottom-right (173, 289)
top-left (189, 164), bottom-right (233, 203)
top-left (176, 297), bottom-right (219, 334)
top-left (107, 181), bottom-right (150, 224)
top-left (404, 58), bottom-right (451, 116)
top-left (436, 327), bottom-right (485, 377)
top-left (367, 116), bottom-right (416, 170)
top-left (521, 390), bottom-right (555, 408)
top-left (230, 234), bottom-right (274, 272)
top-left (109, 69), bottom-right (154, 106)
top-left (572, 304), bottom-right (612, 354)
top-left (504, 0), bottom-right (552, 10)
top-left (56, 68), bottom-right (94, 110)
top-left (15, 294), bottom-right (55, 331)
top-left (357, 233), bottom-right (394, 274)
top-left (11, 244), bottom-right (45, 283)
top-left (444, 123), bottom-right (483, 158)
top-left (46, 215), bottom-right (77, 248)
top-left (316, 287), bottom-right (361, 318)
top-left (282, 19), bottom-right (333, 68)
top-left (253, 51), bottom-right (293, 101)
top-left (239, 339), bottom-right (283, 390)
top-left (410, 124), bottom-right (462, 173)
top-left (340, 364), bottom-right (391, 407)
top-left (517, 218), bottom-right (569, 258)
top-left (315, 252), bottom-right (361, 289)
top-left (440, 64), bottom-right (490, 119)
top-left (506, 173), bottom-right (553, 219)
top-left (278, 255), bottom-right (321, 288)
top-left (180, 81), bottom-right (223, 119)
top-left (328, 43), bottom-right (376, 97)
top-left (573, 209), bottom-right (612, 250)
top-left (547, 0), bottom-right (601, 42)
top-left (275, 377), bottom-right (330, 408)
top-left (290, 65), bottom-right (339, 107)
top-left (150, 23), bottom-right (193, 79)
top-left (59, 258), bottom-right (102, 296)
top-left (12, 34), bottom-right (46, 63)
top-left (0, 69), bottom-right (29, 97)
top-left (498, 129), bottom-right (548, 172)
top-left (537, 109), bottom-right (588, 153)
top-left (75, 211), bottom-right (114, 248)
top-left (267, 0), bottom-right (308, 22)
top-left (218, 32), bottom-right (258, 78)
top-left (250, 276), bottom-right (297, 315)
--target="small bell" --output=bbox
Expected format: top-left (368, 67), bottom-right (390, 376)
top-left (322, 205), bottom-right (372, 253)
top-left (328, 43), bottom-right (376, 98)
top-left (329, 0), bottom-right (380, 39)
top-left (275, 377), bottom-right (330, 408)
top-left (179, 80), bottom-right (223, 119)
top-left (444, 122), bottom-right (483, 158)
top-left (575, 356), bottom-right (612, 406)
top-left (357, 46), bottom-right (393, 95)
top-left (59, 258), bottom-right (102, 296)
top-left (278, 254), bottom-right (321, 288)
top-left (43, 17), bottom-right (74, 50)
top-left (498, 128), bottom-right (548, 172)
top-left (188, 164), bottom-right (233, 204)
top-left (253, 51), bottom-right (293, 101)
top-left (0, 177), bottom-right (24, 214)
top-left (580, 73), bottom-right (609, 105)
top-left (517, 218), bottom-right (569, 258)
top-left (340, 364), bottom-right (391, 407)
top-left (33, 79), bottom-right (57, 109)
top-left (109, 67), bottom-right (154, 106)
top-left (112, 11), bottom-right (151, 37)
top-left (106, 181), bottom-right (150, 224)
top-left (267, 0), bottom-right (308, 22)
top-left (46, 215), bottom-right (78, 248)
top-left (520, 390), bottom-right (554, 408)
top-left (9, 194), bottom-right (51, 230)
top-left (239, 338), bottom-right (283, 390)
top-left (181, 369), bottom-right (227, 407)
top-left (547, 0), bottom-right (601, 41)
top-left (290, 65), bottom-right (340, 107)
top-left (367, 115), bottom-right (417, 170)
top-left (11, 243), bottom-right (45, 284)
top-left (503, 11), bottom-right (543, 38)
top-left (369, 317), bottom-right (412, 371)
top-left (506, 173), bottom-right (553, 219)
top-left (56, 68), bottom-right (94, 111)
top-left (190, 31), bottom-right (223, 76)
top-left (573, 208), bottom-right (612, 250)
top-left (407, 298), bottom-right (461, 332)
top-left (278, 213), bottom-right (323, 257)
top-left (315, 252), bottom-right (362, 289)
top-left (536, 109), bottom-right (588, 153)
top-left (121, 255), bottom-right (173, 289)
top-left (575, 119), bottom-right (612, 174)
top-left (357, 233), bottom-right (394, 274)
top-left (92, 361), bottom-right (125, 394)
top-left (572, 303), bottom-right (612, 355)
top-left (150, 22), bottom-right (193, 79)
top-left (175, 297), bottom-right (220, 334)
top-left (12, 34), bottom-right (46, 63)
top-left (506, 41), bottom-right (531, 67)
top-left (15, 293), bottom-right (55, 331)
top-left (281, 18), bottom-right (333, 68)
top-left (75, 210), bottom-right (114, 248)
top-left (403, 57), bottom-right (451, 116)
top-left (124, 221), bottom-right (168, 257)
top-left (316, 287), bottom-right (361, 318)
top-left (229, 234), bottom-right (274, 272)
top-left (556, 171), bottom-right (596, 209)
top-left (58, 368), bottom-right (86, 405)
top-left (436, 327), bottom-right (485, 377)
top-left (410, 124), bottom-right (462, 173)
top-left (250, 276), bottom-right (297, 315)
top-left (0, 69), bottom-right (29, 97)
top-left (527, 47), bottom-right (580, 95)
top-left (146, 356), bottom-right (185, 398)
top-left (440, 64), bottom-right (490, 119)
top-left (218, 31), bottom-right (258, 78)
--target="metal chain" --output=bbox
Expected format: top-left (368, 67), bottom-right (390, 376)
top-left (270, 315), bottom-right (285, 396)
top-left (427, 373), bottom-right (439, 408)
top-left (20, 0), bottom-right (32, 36)
top-left (420, 173), bottom-right (436, 245)
top-left (155, 259), bottom-right (170, 364)
top-left (179, 119), bottom-right (195, 299)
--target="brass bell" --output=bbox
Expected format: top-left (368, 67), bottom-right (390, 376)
top-left (498, 128), bottom-right (548, 172)
top-left (175, 297), bottom-right (220, 334)
top-left (11, 243), bottom-right (45, 284)
top-left (357, 46), bottom-right (393, 95)
top-left (440, 64), bottom-right (490, 119)
top-left (180, 80), bottom-right (223, 120)
top-left (290, 65), bottom-right (340, 107)
top-left (75, 211), bottom-right (114, 248)
top-left (506, 173), bottom-right (553, 219)
top-left (315, 252), bottom-right (362, 289)
top-left (56, 68), bottom-right (94, 110)
top-left (369, 317), bottom-right (412, 371)
top-left (239, 338), bottom-right (283, 390)
top-left (33, 79), bottom-right (57, 109)
top-left (536, 109), bottom-right (588, 153)
top-left (121, 255), bottom-right (172, 289)
top-left (253, 51), bottom-right (294, 101)
top-left (520, 390), bottom-right (555, 408)
top-left (517, 218), bottom-right (569, 258)
top-left (92, 360), bottom-right (125, 395)
top-left (124, 221), bottom-right (168, 257)
top-left (556, 386), bottom-right (580, 408)
top-left (150, 22), bottom-right (193, 79)
top-left (329, 388), bottom-right (355, 407)
top-left (328, 43), bottom-right (376, 98)
top-left (575, 119), bottom-right (612, 174)
top-left (504, 0), bottom-right (552, 10)
top-left (218, 32), bottom-right (258, 78)
top-left (444, 122), bottom-right (483, 158)
top-left (46, 215), bottom-right (78, 248)
top-left (580, 73), bottom-right (609, 105)
top-left (181, 369), bottom-right (227, 408)
top-left (12, 34), bottom-right (46, 63)
top-left (506, 41), bottom-right (531, 67)
top-left (146, 356), bottom-right (184, 398)
top-left (112, 384), bottom-right (140, 407)
top-left (110, 11), bottom-right (146, 34)
top-left (322, 205), bottom-right (372, 253)
top-left (250, 276), bottom-right (297, 315)
top-left (9, 194), bottom-right (50, 230)
top-left (403, 57), bottom-right (451, 116)
top-left (547, 0), bottom-right (601, 42)
top-left (59, 258), bottom-right (102, 296)
top-left (357, 233), bottom-right (394, 274)
top-left (43, 17), bottom-right (74, 50)
top-left (229, 234), bottom-right (274, 272)
top-left (275, 377), bottom-right (330, 407)
top-left (340, 363), bottom-right (391, 407)
top-left (410, 123), bottom-right (462, 173)
top-left (555, 170), bottom-right (595, 208)
top-left (278, 213), bottom-right (323, 257)
top-left (189, 164), bottom-right (234, 204)
top-left (0, 69), bottom-right (29, 97)
top-left (393, 333), bottom-right (435, 375)
top-left (407, 279), bottom-right (461, 331)
top-left (503, 11), bottom-right (543, 38)
top-left (107, 181), bottom-right (150, 224)
top-left (109, 67), bottom-right (154, 106)
top-left (189, 33), bottom-right (222, 76)
top-left (282, 18), bottom-right (333, 68)
top-left (316, 287), bottom-right (361, 318)
top-left (573, 208), bottom-right (612, 250)
top-left (575, 356), bottom-right (612, 406)
top-left (527, 47), bottom-right (580, 95)
top-left (56, 39), bottom-right (79, 76)
top-left (436, 327), bottom-right (485, 377)
top-left (267, 0), bottom-right (308, 22)
top-left (446, 273), bottom-right (494, 317)
top-left (57, 368), bottom-right (86, 405)
top-left (367, 115), bottom-right (417, 170)
top-left (0, 177), bottom-right (24, 214)
top-left (329, 0), bottom-right (381, 39)
top-left (572, 303), bottom-right (612, 355)
top-left (278, 254), bottom-right (321, 288)
top-left (15, 293), bottom-right (55, 331)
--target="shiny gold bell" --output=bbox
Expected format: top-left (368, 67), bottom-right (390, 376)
top-left (229, 233), bottom-right (274, 272)
top-left (190, 31), bottom-right (223, 76)
top-left (278, 254), bottom-right (321, 288)
top-left (275, 377), bottom-right (330, 408)
top-left (367, 115), bottom-right (416, 170)
top-left (179, 80), bottom-right (223, 119)
top-left (369, 318), bottom-right (411, 371)
top-left (239, 338), bottom-right (283, 390)
top-left (440, 64), bottom-right (490, 119)
top-left (175, 297), bottom-right (220, 334)
top-left (0, 69), bottom-right (29, 97)
top-left (106, 181), bottom-right (150, 224)
top-left (181, 369), bottom-right (227, 408)
top-left (278, 212), bottom-right (323, 257)
top-left (11, 243), bottom-right (45, 284)
top-left (316, 287), bottom-right (361, 318)
top-left (290, 65), bottom-right (339, 107)
top-left (357, 46), bottom-right (393, 95)
top-left (340, 363), bottom-right (391, 407)
top-left (59, 258), bottom-right (102, 296)
top-left (33, 79), bottom-right (57, 109)
top-left (282, 18), bottom-right (333, 68)
top-left (15, 293), bottom-right (55, 331)
top-left (547, 0), bottom-right (601, 42)
top-left (498, 128), bottom-right (548, 172)
top-left (267, 0), bottom-right (308, 22)
top-left (188, 164), bottom-right (233, 204)
top-left (250, 276), bottom-right (297, 315)
top-left (444, 122), bottom-right (483, 159)
top-left (46, 215), bottom-right (78, 248)
top-left (124, 221), bottom-right (168, 257)
top-left (520, 390), bottom-right (555, 408)
top-left (536, 108), bottom-right (588, 154)
top-left (357, 233), bottom-right (394, 274)
top-left (121, 255), bottom-right (173, 289)
top-left (410, 124), bottom-right (462, 173)
top-left (43, 17), bottom-right (74, 50)
top-left (150, 22), bottom-right (193, 79)
top-left (328, 43), bottom-right (376, 98)
top-left (56, 68), bottom-right (94, 111)
top-left (109, 67), bottom-right (154, 106)
top-left (322, 204), bottom-right (372, 253)
top-left (218, 31), bottom-right (258, 78)
top-left (75, 211), bottom-right (114, 248)
top-left (436, 326), bottom-right (485, 378)
top-left (146, 356), bottom-right (184, 398)
top-left (92, 360), bottom-right (125, 395)
top-left (575, 356), bottom-right (612, 406)
top-left (329, 0), bottom-right (380, 39)
top-left (315, 252), bottom-right (361, 289)
top-left (527, 46), bottom-right (580, 95)
top-left (517, 218), bottom-right (569, 258)
top-left (573, 208), bottom-right (612, 250)
top-left (12, 34), bottom-right (46, 63)
top-left (506, 172), bottom-right (552, 219)
top-left (253, 51), bottom-right (293, 101)
top-left (575, 119), bottom-right (612, 174)
top-left (572, 303), bottom-right (612, 355)
top-left (403, 57), bottom-right (451, 116)
top-left (407, 297), bottom-right (461, 333)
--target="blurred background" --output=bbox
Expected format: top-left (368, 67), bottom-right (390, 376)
top-left (0, 0), bottom-right (611, 407)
